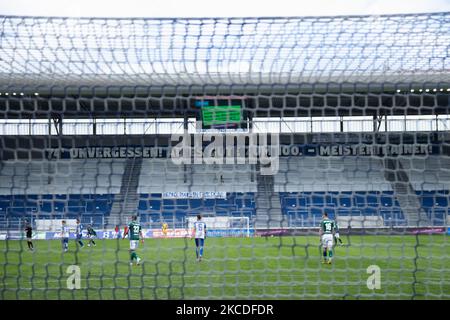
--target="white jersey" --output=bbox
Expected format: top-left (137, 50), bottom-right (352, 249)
top-left (61, 226), bottom-right (70, 238)
top-left (193, 221), bottom-right (206, 239)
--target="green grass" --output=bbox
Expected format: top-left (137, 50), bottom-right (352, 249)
top-left (1, 234), bottom-right (449, 300)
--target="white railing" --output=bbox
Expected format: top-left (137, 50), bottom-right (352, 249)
top-left (1, 116), bottom-right (450, 135)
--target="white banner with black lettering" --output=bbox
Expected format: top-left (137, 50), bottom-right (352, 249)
top-left (162, 191), bottom-right (227, 199)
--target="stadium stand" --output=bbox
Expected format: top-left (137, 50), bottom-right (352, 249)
top-left (274, 156), bottom-right (449, 227)
top-left (0, 193), bottom-right (114, 229)
top-left (137, 193), bottom-right (256, 226)
top-left (0, 154), bottom-right (449, 229)
top-left (137, 159), bottom-right (257, 193)
top-left (417, 190), bottom-right (449, 225)
top-left (0, 159), bottom-right (125, 194)
top-left (279, 191), bottom-right (405, 227)
top-left (0, 159), bottom-right (123, 229)
top-left (274, 157), bottom-right (392, 192)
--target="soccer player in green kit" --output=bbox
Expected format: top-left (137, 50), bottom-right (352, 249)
top-left (123, 215), bottom-right (144, 266)
top-left (319, 212), bottom-right (336, 264)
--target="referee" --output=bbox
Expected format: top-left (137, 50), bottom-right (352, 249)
top-left (24, 220), bottom-right (34, 251)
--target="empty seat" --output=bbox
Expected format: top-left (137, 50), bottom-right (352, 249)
top-left (138, 201), bottom-right (148, 211)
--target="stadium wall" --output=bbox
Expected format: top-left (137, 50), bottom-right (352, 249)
top-left (0, 131), bottom-right (447, 160)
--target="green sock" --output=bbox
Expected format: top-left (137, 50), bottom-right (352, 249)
top-left (328, 250), bottom-right (333, 258)
top-left (130, 251), bottom-right (137, 261)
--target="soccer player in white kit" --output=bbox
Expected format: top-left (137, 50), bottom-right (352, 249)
top-left (192, 215), bottom-right (207, 262)
top-left (61, 220), bottom-right (70, 252)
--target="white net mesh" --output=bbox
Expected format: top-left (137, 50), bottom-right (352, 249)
top-left (0, 13), bottom-right (449, 300)
top-left (1, 13), bottom-right (449, 90)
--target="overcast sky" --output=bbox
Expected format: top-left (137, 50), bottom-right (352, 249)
top-left (1, 0), bottom-right (450, 18)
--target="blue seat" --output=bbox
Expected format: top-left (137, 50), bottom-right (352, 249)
top-left (435, 197), bottom-right (448, 207)
top-left (149, 200), bottom-right (161, 211)
top-left (380, 196), bottom-right (393, 207)
top-left (366, 194), bottom-right (379, 207)
top-left (138, 201), bottom-right (148, 211)
top-left (422, 197), bottom-right (434, 207)
top-left (312, 194), bottom-right (325, 206)
top-left (339, 195), bottom-right (352, 208)
top-left (285, 197), bottom-right (297, 208)
top-left (354, 194), bottom-right (366, 207)
top-left (68, 200), bottom-right (81, 207)
top-left (190, 199), bottom-right (202, 209)
top-left (72, 207), bottom-right (86, 214)
top-left (363, 207), bottom-right (377, 216)
top-left (280, 191), bottom-right (411, 226)
top-left (53, 201), bottom-right (65, 212)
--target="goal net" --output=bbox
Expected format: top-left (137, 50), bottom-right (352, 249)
top-left (187, 216), bottom-right (251, 238)
top-left (0, 13), bottom-right (449, 300)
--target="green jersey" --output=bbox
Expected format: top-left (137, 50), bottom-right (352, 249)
top-left (320, 218), bottom-right (335, 234)
top-left (128, 221), bottom-right (142, 240)
top-left (87, 227), bottom-right (97, 236)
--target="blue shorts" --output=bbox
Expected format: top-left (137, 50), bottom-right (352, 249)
top-left (195, 238), bottom-right (204, 247)
top-left (62, 238), bottom-right (69, 244)
top-left (76, 234), bottom-right (82, 239)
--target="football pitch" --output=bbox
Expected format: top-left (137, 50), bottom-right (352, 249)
top-left (1, 234), bottom-right (448, 300)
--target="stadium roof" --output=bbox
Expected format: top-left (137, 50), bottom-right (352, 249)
top-left (0, 12), bottom-right (449, 95)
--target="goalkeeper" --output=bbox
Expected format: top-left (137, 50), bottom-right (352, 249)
top-left (123, 215), bottom-right (144, 266)
top-left (162, 222), bottom-right (168, 237)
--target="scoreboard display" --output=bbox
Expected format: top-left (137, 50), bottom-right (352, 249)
top-left (201, 104), bottom-right (241, 126)
top-left (193, 96), bottom-right (248, 130)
